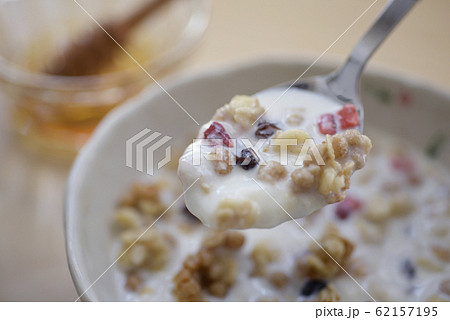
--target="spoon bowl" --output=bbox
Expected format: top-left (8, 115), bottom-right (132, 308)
top-left (255, 0), bottom-right (419, 133)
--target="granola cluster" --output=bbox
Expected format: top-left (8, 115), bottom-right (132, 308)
top-left (257, 161), bottom-right (287, 183)
top-left (209, 147), bottom-right (235, 175)
top-left (269, 128), bottom-right (311, 154)
top-left (172, 231), bottom-right (245, 301)
top-left (296, 225), bottom-right (354, 279)
top-left (250, 243), bottom-right (279, 277)
top-left (213, 95), bottom-right (265, 128)
top-left (114, 182), bottom-right (175, 291)
top-left (291, 130), bottom-right (372, 203)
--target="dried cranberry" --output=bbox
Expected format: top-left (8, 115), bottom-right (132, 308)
top-left (203, 121), bottom-right (233, 147)
top-left (391, 154), bottom-right (414, 174)
top-left (318, 113), bottom-right (337, 135)
top-left (300, 279), bottom-right (327, 296)
top-left (255, 121), bottom-right (280, 138)
top-left (236, 148), bottom-right (259, 170)
top-left (337, 104), bottom-right (359, 129)
top-left (335, 196), bottom-right (362, 220)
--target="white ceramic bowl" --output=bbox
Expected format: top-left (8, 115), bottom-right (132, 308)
top-left (65, 58), bottom-right (450, 301)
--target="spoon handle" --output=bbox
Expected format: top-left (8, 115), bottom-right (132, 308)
top-left (330, 0), bottom-right (420, 99)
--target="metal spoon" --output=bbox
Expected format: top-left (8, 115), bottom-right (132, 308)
top-left (255, 0), bottom-right (419, 132)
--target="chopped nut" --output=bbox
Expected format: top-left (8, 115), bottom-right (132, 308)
top-left (431, 245), bottom-right (450, 262)
top-left (173, 231), bottom-right (245, 301)
top-left (270, 129), bottom-right (311, 154)
top-left (416, 257), bottom-right (443, 272)
top-left (390, 193), bottom-right (414, 216)
top-left (125, 271), bottom-right (142, 292)
top-left (291, 166), bottom-right (318, 191)
top-left (258, 161), bottom-right (287, 183)
top-left (364, 195), bottom-right (392, 222)
top-left (138, 199), bottom-right (166, 218)
top-left (209, 147), bottom-right (235, 175)
top-left (132, 184), bottom-right (160, 202)
top-left (250, 243), bottom-right (279, 277)
top-left (331, 134), bottom-right (349, 159)
top-left (298, 130), bottom-right (372, 204)
top-left (115, 207), bottom-right (141, 229)
top-left (213, 95), bottom-right (265, 128)
top-left (215, 198), bottom-right (259, 229)
top-left (296, 225), bottom-right (354, 278)
top-left (119, 229), bottom-right (174, 271)
top-left (364, 193), bottom-right (414, 222)
top-left (269, 272), bottom-right (289, 288)
top-left (316, 284), bottom-right (340, 302)
top-left (224, 231), bottom-right (246, 249)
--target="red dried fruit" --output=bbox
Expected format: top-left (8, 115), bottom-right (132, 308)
top-left (318, 113), bottom-right (337, 135)
top-left (203, 121), bottom-right (233, 147)
top-left (337, 104), bottom-right (359, 129)
top-left (391, 154), bottom-right (415, 174)
top-left (335, 196), bottom-right (361, 220)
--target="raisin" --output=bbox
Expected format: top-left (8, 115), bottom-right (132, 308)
top-left (402, 260), bottom-right (416, 279)
top-left (255, 121), bottom-right (280, 138)
top-left (204, 121), bottom-right (233, 147)
top-left (301, 279), bottom-right (327, 296)
top-left (337, 104), bottom-right (359, 129)
top-left (318, 114), bottom-right (337, 135)
top-left (236, 148), bottom-right (259, 170)
top-left (335, 196), bottom-right (361, 220)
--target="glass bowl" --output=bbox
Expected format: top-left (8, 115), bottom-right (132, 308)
top-left (0, 0), bottom-right (210, 159)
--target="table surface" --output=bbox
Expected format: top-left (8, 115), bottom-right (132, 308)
top-left (0, 0), bottom-right (448, 301)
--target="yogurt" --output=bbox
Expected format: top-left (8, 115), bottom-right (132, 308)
top-left (178, 89), bottom-right (371, 229)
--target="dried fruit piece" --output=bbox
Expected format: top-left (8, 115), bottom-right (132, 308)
top-left (255, 121), bottom-right (280, 138)
top-left (204, 121), bottom-right (233, 147)
top-left (391, 154), bottom-right (415, 174)
top-left (301, 279), bottom-right (327, 296)
top-left (335, 196), bottom-right (361, 220)
top-left (337, 104), bottom-right (359, 129)
top-left (401, 260), bottom-right (416, 279)
top-left (318, 113), bottom-right (337, 135)
top-left (237, 148), bottom-right (259, 170)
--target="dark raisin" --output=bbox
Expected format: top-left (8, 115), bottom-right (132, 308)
top-left (236, 148), bottom-right (259, 170)
top-left (255, 121), bottom-right (280, 138)
top-left (300, 279), bottom-right (327, 296)
top-left (402, 260), bottom-right (416, 279)
top-left (204, 121), bottom-right (233, 147)
top-left (182, 205), bottom-right (200, 223)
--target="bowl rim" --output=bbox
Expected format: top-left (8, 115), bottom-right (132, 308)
top-left (65, 56), bottom-right (450, 301)
top-left (0, 0), bottom-right (211, 90)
